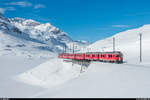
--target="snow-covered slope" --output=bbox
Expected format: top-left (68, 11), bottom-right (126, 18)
top-left (0, 14), bottom-right (55, 58)
top-left (10, 17), bottom-right (73, 51)
top-left (32, 62), bottom-right (150, 98)
top-left (0, 14), bottom-right (88, 58)
top-left (16, 24), bottom-right (150, 98)
top-left (2, 12), bottom-right (150, 97)
top-left (17, 59), bottom-right (82, 88)
top-left (88, 24), bottom-right (150, 63)
top-left (9, 17), bottom-right (88, 52)
top-left (0, 30), bottom-right (56, 59)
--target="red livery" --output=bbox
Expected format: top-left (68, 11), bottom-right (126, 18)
top-left (58, 51), bottom-right (123, 63)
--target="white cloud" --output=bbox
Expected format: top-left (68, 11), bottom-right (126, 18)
top-left (5, 1), bottom-right (32, 7)
top-left (0, 7), bottom-right (16, 14)
top-left (112, 25), bottom-right (129, 28)
top-left (34, 4), bottom-right (45, 9)
top-left (0, 8), bottom-right (5, 14)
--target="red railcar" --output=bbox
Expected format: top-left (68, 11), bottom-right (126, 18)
top-left (87, 52), bottom-right (123, 63)
top-left (85, 54), bottom-right (90, 60)
top-left (74, 53), bottom-right (85, 60)
top-left (69, 54), bottom-right (75, 59)
top-left (85, 52), bottom-right (99, 60)
top-left (58, 51), bottom-right (123, 63)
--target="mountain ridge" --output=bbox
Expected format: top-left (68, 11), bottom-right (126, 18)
top-left (0, 14), bottom-right (88, 59)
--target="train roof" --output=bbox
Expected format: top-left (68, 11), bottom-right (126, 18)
top-left (60, 51), bottom-right (122, 55)
top-left (85, 51), bottom-right (122, 54)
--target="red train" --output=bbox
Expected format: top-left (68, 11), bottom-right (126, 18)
top-left (58, 51), bottom-right (123, 63)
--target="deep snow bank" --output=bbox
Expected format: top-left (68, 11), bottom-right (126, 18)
top-left (17, 58), bottom-right (81, 88)
top-left (36, 62), bottom-right (150, 98)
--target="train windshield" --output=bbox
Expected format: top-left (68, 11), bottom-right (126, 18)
top-left (116, 53), bottom-right (123, 57)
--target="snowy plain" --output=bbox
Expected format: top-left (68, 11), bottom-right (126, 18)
top-left (1, 23), bottom-right (150, 98)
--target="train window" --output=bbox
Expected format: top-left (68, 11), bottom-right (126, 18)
top-left (116, 55), bottom-right (119, 57)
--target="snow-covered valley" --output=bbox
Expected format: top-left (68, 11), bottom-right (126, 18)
top-left (1, 54), bottom-right (150, 98)
top-left (1, 13), bottom-right (150, 97)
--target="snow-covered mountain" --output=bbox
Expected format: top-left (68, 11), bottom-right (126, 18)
top-left (0, 14), bottom-right (88, 58)
top-left (14, 24), bottom-right (150, 98)
top-left (9, 17), bottom-right (73, 49)
top-left (87, 24), bottom-right (150, 63)
top-left (1, 12), bottom-right (150, 97)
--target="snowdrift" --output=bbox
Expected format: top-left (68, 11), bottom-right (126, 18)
top-left (17, 58), bottom-right (81, 88)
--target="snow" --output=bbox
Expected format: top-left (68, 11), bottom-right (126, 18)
top-left (86, 24), bottom-right (150, 63)
top-left (0, 14), bottom-right (88, 58)
top-left (17, 58), bottom-right (81, 88)
top-left (0, 14), bottom-right (89, 97)
top-left (36, 62), bottom-right (150, 98)
top-left (9, 17), bottom-right (88, 53)
top-left (0, 55), bottom-right (46, 98)
top-left (15, 24), bottom-right (150, 98)
top-left (1, 13), bottom-right (150, 97)
top-left (0, 30), bottom-right (56, 59)
top-left (10, 17), bottom-right (73, 52)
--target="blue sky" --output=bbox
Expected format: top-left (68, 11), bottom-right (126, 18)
top-left (1, 0), bottom-right (150, 43)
